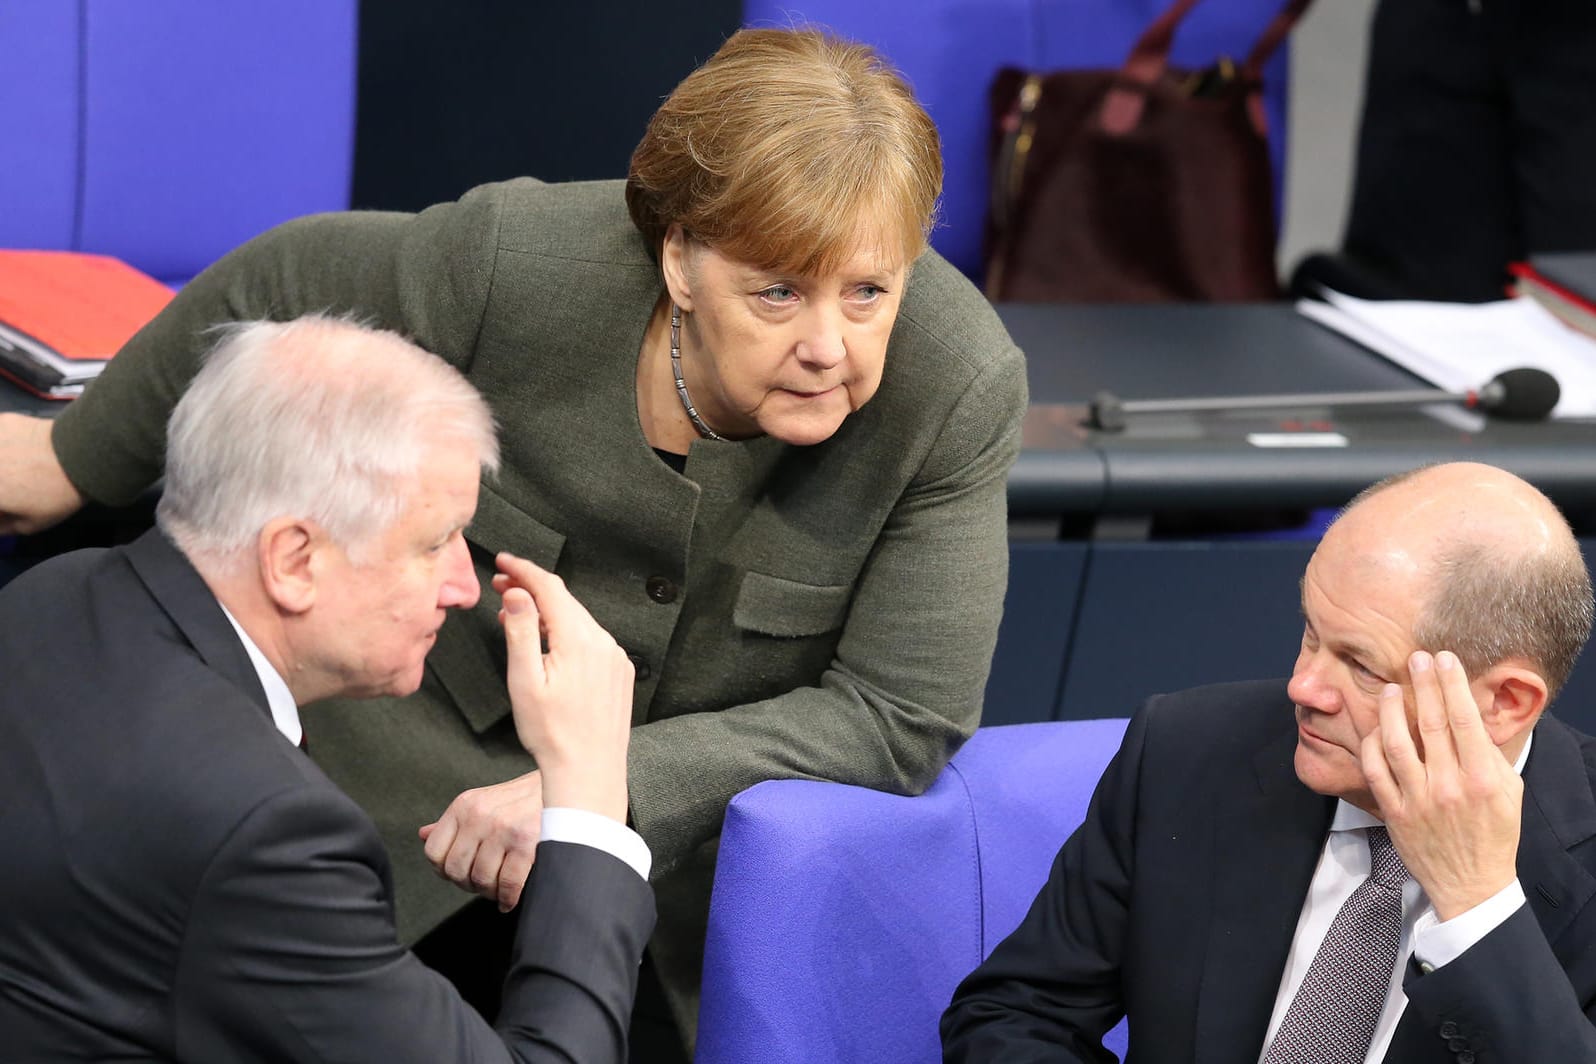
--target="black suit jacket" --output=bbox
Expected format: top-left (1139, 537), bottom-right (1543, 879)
top-left (942, 680), bottom-right (1596, 1063)
top-left (0, 530), bottom-right (656, 1062)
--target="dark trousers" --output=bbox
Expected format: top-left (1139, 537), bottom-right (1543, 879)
top-left (413, 898), bottom-right (691, 1064)
top-left (1342, 0), bottom-right (1596, 301)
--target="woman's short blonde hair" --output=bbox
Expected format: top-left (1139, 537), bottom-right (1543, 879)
top-left (626, 27), bottom-right (942, 276)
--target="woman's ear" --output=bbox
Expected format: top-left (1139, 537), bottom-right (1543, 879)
top-left (257, 517), bottom-right (322, 615)
top-left (660, 223), bottom-right (695, 313)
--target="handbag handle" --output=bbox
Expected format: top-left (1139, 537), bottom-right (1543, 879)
top-left (1102, 0), bottom-right (1315, 136)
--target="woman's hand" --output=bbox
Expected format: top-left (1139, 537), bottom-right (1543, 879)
top-left (0, 414), bottom-right (84, 534)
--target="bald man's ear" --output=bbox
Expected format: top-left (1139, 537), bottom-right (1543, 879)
top-left (257, 517), bottom-right (321, 615)
top-left (1477, 661), bottom-right (1549, 746)
top-left (660, 224), bottom-right (695, 313)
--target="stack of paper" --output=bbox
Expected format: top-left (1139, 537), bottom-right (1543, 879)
top-left (1297, 289), bottom-right (1596, 420)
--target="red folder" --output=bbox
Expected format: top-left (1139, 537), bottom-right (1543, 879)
top-left (0, 250), bottom-right (174, 359)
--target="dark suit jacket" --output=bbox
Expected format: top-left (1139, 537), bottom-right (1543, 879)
top-left (942, 680), bottom-right (1596, 1063)
top-left (0, 530), bottom-right (656, 1062)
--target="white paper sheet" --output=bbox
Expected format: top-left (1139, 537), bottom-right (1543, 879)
top-left (1296, 291), bottom-right (1596, 419)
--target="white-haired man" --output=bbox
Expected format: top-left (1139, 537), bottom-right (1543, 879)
top-left (0, 317), bottom-right (654, 1061)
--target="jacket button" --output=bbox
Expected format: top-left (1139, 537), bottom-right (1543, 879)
top-left (1457, 1052), bottom-right (1475, 1064)
top-left (626, 652), bottom-right (652, 682)
top-left (1439, 1022), bottom-right (1459, 1038)
top-left (1447, 1038), bottom-right (1468, 1052)
top-left (645, 576), bottom-right (678, 604)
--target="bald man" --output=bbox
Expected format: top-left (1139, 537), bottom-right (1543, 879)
top-left (943, 463), bottom-right (1596, 1063)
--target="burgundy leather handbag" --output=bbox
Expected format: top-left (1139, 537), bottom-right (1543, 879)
top-left (985, 0), bottom-right (1312, 303)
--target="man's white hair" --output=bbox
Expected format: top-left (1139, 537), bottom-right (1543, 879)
top-left (156, 315), bottom-right (498, 565)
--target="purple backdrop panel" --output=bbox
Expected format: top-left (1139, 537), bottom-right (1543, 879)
top-left (77, 0), bottom-right (357, 284)
top-left (0, 1), bottom-right (82, 250)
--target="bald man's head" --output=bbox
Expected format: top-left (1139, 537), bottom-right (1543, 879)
top-left (1331, 463), bottom-right (1593, 699)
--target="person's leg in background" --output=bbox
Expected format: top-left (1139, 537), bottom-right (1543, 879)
top-left (1339, 0), bottom-right (1519, 302)
top-left (1505, 0), bottom-right (1596, 263)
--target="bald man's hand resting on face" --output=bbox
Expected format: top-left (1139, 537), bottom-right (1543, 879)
top-left (1362, 650), bottom-right (1526, 923)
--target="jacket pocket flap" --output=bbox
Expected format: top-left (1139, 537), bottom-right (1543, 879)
top-left (733, 571), bottom-right (852, 638)
top-left (465, 486), bottom-right (566, 568)
top-left (428, 609), bottom-right (513, 735)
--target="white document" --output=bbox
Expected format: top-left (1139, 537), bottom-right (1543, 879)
top-left (1296, 290), bottom-right (1596, 420)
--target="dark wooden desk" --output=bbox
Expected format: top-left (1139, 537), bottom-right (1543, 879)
top-left (985, 303), bottom-right (1596, 733)
top-left (1002, 303), bottom-right (1596, 523)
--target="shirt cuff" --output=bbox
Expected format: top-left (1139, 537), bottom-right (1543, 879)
top-left (1412, 879), bottom-right (1527, 971)
top-left (540, 807), bottom-right (652, 882)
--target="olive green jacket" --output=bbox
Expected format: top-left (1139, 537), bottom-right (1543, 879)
top-left (52, 179), bottom-right (1027, 1043)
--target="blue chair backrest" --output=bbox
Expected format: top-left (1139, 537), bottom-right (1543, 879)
top-left (0, 1), bottom-right (357, 287)
top-left (697, 718), bottom-right (1132, 1063)
top-left (743, 0), bottom-right (1294, 282)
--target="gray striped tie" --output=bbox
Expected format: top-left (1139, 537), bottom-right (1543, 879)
top-left (1262, 826), bottom-right (1408, 1064)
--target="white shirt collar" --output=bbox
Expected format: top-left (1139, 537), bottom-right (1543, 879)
top-left (217, 603), bottom-right (303, 747)
top-left (1330, 730), bottom-right (1534, 832)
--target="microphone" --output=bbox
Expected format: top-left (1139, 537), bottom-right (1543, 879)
top-left (1087, 367), bottom-right (1561, 432)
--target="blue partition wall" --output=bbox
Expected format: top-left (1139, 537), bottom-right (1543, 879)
top-left (986, 539), bottom-right (1596, 737)
top-left (0, 1), bottom-right (357, 286)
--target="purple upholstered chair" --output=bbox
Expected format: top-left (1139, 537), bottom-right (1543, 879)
top-left (696, 718), bottom-right (1132, 1064)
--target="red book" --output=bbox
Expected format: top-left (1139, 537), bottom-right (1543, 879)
top-left (1509, 254), bottom-right (1596, 341)
top-left (0, 250), bottom-right (174, 399)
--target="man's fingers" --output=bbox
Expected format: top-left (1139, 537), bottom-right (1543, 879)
top-left (422, 815), bottom-right (459, 872)
top-left (1373, 680), bottom-right (1426, 791)
top-left (467, 839), bottom-right (508, 899)
top-left (1437, 650), bottom-right (1497, 773)
top-left (497, 552), bottom-right (597, 647)
top-left (496, 849), bottom-right (535, 912)
top-left (1372, 679), bottom-right (1423, 768)
top-left (501, 587), bottom-right (547, 688)
top-left (441, 834), bottom-right (482, 888)
top-left (1408, 650), bottom-right (1457, 776)
top-left (1360, 723), bottom-right (1403, 816)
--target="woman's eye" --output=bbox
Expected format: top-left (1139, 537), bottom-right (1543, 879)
top-left (854, 284), bottom-right (885, 301)
top-left (759, 285), bottom-right (798, 303)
